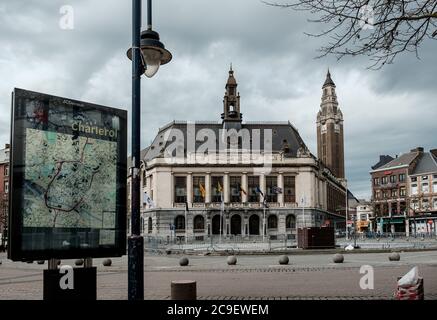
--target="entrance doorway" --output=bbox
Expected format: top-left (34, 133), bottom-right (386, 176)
top-left (230, 215), bottom-right (242, 235)
top-left (249, 214), bottom-right (260, 235)
top-left (212, 215), bottom-right (221, 235)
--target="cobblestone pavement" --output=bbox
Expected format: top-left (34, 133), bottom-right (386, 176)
top-left (1, 251), bottom-right (436, 300)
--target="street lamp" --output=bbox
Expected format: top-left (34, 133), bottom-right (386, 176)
top-left (126, 0), bottom-right (172, 300)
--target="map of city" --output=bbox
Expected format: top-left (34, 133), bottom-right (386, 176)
top-left (23, 128), bottom-right (118, 229)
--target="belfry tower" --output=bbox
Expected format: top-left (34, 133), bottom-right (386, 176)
top-left (221, 65), bottom-right (242, 130)
top-left (316, 70), bottom-right (345, 179)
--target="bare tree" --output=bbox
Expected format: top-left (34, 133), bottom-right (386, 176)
top-left (264, 0), bottom-right (437, 69)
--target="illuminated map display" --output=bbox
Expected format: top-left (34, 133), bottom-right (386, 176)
top-left (24, 129), bottom-right (117, 229)
top-left (8, 88), bottom-right (127, 261)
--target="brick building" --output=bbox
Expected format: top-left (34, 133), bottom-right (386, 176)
top-left (370, 147), bottom-right (437, 235)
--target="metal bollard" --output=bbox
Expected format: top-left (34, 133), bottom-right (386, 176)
top-left (171, 280), bottom-right (197, 300)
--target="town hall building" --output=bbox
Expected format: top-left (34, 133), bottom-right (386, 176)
top-left (129, 67), bottom-right (347, 241)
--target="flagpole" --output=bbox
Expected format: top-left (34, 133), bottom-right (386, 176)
top-left (185, 204), bottom-right (188, 245)
top-left (220, 191), bottom-right (223, 243)
top-left (263, 205), bottom-right (266, 242)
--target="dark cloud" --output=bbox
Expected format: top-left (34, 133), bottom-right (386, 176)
top-left (0, 0), bottom-right (436, 200)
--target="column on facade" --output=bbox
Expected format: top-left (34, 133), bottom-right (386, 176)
top-left (278, 213), bottom-right (286, 234)
top-left (242, 172), bottom-right (248, 203)
top-left (207, 214), bottom-right (211, 236)
top-left (314, 174), bottom-right (319, 208)
top-left (260, 173), bottom-right (266, 204)
top-left (278, 172), bottom-right (284, 206)
top-left (205, 172), bottom-right (211, 203)
top-left (224, 172), bottom-right (230, 203)
top-left (187, 172), bottom-right (193, 206)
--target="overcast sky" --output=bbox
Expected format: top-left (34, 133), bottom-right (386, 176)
top-left (0, 0), bottom-right (436, 199)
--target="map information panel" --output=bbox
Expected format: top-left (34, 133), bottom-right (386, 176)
top-left (9, 88), bottom-right (127, 261)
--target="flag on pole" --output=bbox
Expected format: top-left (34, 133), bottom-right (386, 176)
top-left (199, 183), bottom-right (206, 199)
top-left (143, 192), bottom-right (155, 208)
top-left (263, 198), bottom-right (269, 208)
top-left (255, 186), bottom-right (264, 197)
top-left (272, 186), bottom-right (282, 194)
top-left (238, 183), bottom-right (247, 195)
top-left (217, 181), bottom-right (223, 193)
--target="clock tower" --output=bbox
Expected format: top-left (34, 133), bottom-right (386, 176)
top-left (317, 70), bottom-right (345, 179)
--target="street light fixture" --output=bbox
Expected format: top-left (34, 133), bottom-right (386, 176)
top-left (126, 0), bottom-right (172, 301)
top-left (127, 29), bottom-right (172, 78)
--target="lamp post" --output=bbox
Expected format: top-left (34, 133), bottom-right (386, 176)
top-left (127, 0), bottom-right (172, 300)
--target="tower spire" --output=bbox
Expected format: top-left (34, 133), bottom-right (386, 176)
top-left (323, 68), bottom-right (335, 88)
top-left (221, 66), bottom-right (242, 128)
top-left (317, 69), bottom-right (344, 179)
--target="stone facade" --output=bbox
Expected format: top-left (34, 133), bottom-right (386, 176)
top-left (129, 68), bottom-right (347, 240)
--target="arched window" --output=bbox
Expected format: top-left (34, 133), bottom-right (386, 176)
top-left (174, 215), bottom-right (185, 231)
top-left (193, 215), bottom-right (205, 231)
top-left (286, 215), bottom-right (296, 229)
top-left (148, 217), bottom-right (152, 233)
top-left (268, 215), bottom-right (278, 229)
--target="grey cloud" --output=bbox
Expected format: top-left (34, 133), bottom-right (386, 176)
top-left (1, 0), bottom-right (436, 200)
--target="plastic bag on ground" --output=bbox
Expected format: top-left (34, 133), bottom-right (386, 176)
top-left (397, 266), bottom-right (419, 287)
top-left (345, 244), bottom-right (354, 251)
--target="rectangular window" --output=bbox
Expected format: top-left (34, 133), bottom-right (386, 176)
top-left (230, 176), bottom-right (242, 203)
top-left (248, 176), bottom-right (260, 203)
top-left (399, 174), bottom-right (405, 182)
top-left (375, 190), bottom-right (381, 199)
top-left (433, 182), bottom-right (437, 193)
top-left (422, 199), bottom-right (429, 210)
top-left (381, 176), bottom-right (388, 185)
top-left (412, 200), bottom-right (419, 210)
top-left (373, 178), bottom-right (379, 186)
top-left (422, 175), bottom-right (428, 181)
top-left (422, 182), bottom-right (429, 193)
top-left (211, 176), bottom-right (223, 203)
top-left (174, 176), bottom-right (187, 204)
top-left (193, 176), bottom-right (205, 203)
top-left (411, 183), bottom-right (418, 195)
top-left (390, 175), bottom-right (396, 183)
top-left (266, 176), bottom-right (278, 203)
top-left (411, 177), bottom-right (417, 182)
top-left (4, 165), bottom-right (8, 177)
top-left (433, 198), bottom-right (437, 209)
top-left (400, 187), bottom-right (406, 197)
top-left (284, 176), bottom-right (296, 203)
top-left (4, 181), bottom-right (8, 194)
top-left (391, 189), bottom-right (397, 197)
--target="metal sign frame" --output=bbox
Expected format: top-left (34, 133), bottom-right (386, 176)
top-left (8, 88), bottom-right (127, 261)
